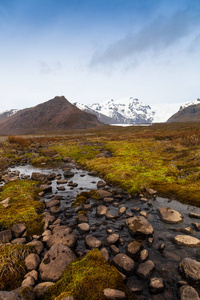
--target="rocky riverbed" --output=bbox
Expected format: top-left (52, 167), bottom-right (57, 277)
top-left (1, 159), bottom-right (200, 299)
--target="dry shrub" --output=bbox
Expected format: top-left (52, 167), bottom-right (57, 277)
top-left (8, 136), bottom-right (30, 147)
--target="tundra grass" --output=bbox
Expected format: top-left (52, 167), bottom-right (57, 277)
top-left (43, 249), bottom-right (136, 300)
top-left (0, 180), bottom-right (44, 235)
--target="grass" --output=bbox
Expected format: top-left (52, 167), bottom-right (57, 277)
top-left (0, 244), bottom-right (35, 290)
top-left (0, 180), bottom-right (44, 236)
top-left (42, 249), bottom-right (136, 300)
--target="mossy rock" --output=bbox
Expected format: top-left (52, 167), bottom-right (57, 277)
top-left (72, 196), bottom-right (87, 207)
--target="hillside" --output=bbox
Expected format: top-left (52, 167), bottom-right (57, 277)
top-left (0, 96), bottom-right (103, 135)
top-left (0, 109), bottom-right (19, 121)
top-left (167, 99), bottom-right (200, 122)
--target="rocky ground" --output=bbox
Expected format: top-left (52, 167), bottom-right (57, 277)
top-left (1, 157), bottom-right (200, 299)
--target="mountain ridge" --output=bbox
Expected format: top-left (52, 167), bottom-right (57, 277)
top-left (167, 98), bottom-right (200, 122)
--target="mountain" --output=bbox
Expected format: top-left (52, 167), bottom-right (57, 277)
top-left (74, 97), bottom-right (155, 124)
top-left (0, 96), bottom-right (103, 135)
top-left (167, 98), bottom-right (200, 122)
top-left (0, 109), bottom-right (19, 121)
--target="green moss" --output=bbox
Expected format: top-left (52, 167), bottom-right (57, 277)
top-left (0, 244), bottom-right (35, 291)
top-left (31, 155), bottom-right (50, 165)
top-left (43, 249), bottom-right (135, 300)
top-left (77, 210), bottom-right (87, 216)
top-left (0, 180), bottom-right (44, 235)
top-left (19, 286), bottom-right (34, 299)
top-left (72, 196), bottom-right (87, 207)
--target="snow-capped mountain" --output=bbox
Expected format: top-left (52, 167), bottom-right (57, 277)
top-left (179, 98), bottom-right (200, 110)
top-left (167, 98), bottom-right (200, 123)
top-left (0, 109), bottom-right (19, 121)
top-left (74, 97), bottom-right (155, 124)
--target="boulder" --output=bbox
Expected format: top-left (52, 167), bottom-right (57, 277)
top-left (113, 253), bottom-right (135, 275)
top-left (158, 207), bottom-right (184, 224)
top-left (103, 288), bottom-right (126, 299)
top-left (46, 199), bottom-right (60, 208)
top-left (126, 216), bottom-right (154, 236)
top-left (189, 212), bottom-right (200, 219)
top-left (39, 243), bottom-right (76, 282)
top-left (27, 240), bottom-right (44, 254)
top-left (96, 205), bottom-right (108, 216)
top-left (63, 170), bottom-right (74, 177)
top-left (45, 226), bottom-right (77, 248)
top-left (77, 223), bottom-right (90, 232)
top-left (173, 235), bottom-right (200, 248)
top-left (11, 223), bottom-right (26, 238)
top-left (192, 222), bottom-right (200, 231)
top-left (118, 207), bottom-right (127, 216)
top-left (0, 291), bottom-right (22, 300)
top-left (33, 282), bottom-right (54, 299)
top-left (179, 258), bottom-right (200, 281)
top-left (139, 249), bottom-right (149, 262)
top-left (127, 241), bottom-right (143, 258)
top-left (136, 260), bottom-right (155, 279)
top-left (149, 277), bottom-right (165, 294)
top-left (0, 229), bottom-right (12, 243)
top-left (85, 235), bottom-right (101, 249)
top-left (179, 285), bottom-right (199, 300)
top-left (25, 253), bottom-right (40, 271)
top-left (31, 172), bottom-right (47, 182)
top-left (107, 234), bottom-right (120, 245)
top-left (11, 238), bottom-right (26, 244)
top-left (21, 276), bottom-right (35, 287)
top-left (96, 189), bottom-right (113, 198)
top-left (47, 172), bottom-right (56, 180)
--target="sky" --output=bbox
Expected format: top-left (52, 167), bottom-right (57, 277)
top-left (0, 0), bottom-right (200, 118)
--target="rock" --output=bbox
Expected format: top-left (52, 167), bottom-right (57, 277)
top-left (88, 170), bottom-right (98, 176)
top-left (85, 235), bottom-right (101, 249)
top-left (63, 156), bottom-right (71, 162)
top-left (181, 227), bottom-right (194, 234)
top-left (27, 240), bottom-right (44, 254)
top-left (40, 184), bottom-right (52, 193)
top-left (25, 253), bottom-right (40, 271)
top-left (0, 229), bottom-right (12, 243)
top-left (146, 187), bottom-right (157, 196)
top-left (0, 197), bottom-right (10, 208)
top-left (57, 179), bottom-right (68, 184)
top-left (46, 199), bottom-right (60, 208)
top-left (179, 285), bottom-right (199, 300)
top-left (103, 288), bottom-right (126, 299)
top-left (47, 172), bottom-right (56, 180)
top-left (126, 216), bottom-right (154, 236)
top-left (158, 207), bottom-right (184, 224)
top-left (101, 247), bottom-right (109, 261)
top-left (149, 277), bottom-right (165, 294)
top-left (24, 270), bottom-right (38, 281)
top-left (33, 282), bottom-right (54, 299)
top-left (46, 226), bottom-right (77, 248)
top-left (57, 186), bottom-right (66, 191)
top-left (11, 223), bottom-right (26, 238)
top-left (107, 234), bottom-right (119, 245)
top-left (96, 189), bottom-right (113, 198)
top-left (31, 172), bottom-right (47, 182)
top-left (118, 207), bottom-right (127, 215)
top-left (97, 180), bottom-right (106, 188)
top-left (105, 211), bottom-right (117, 220)
top-left (63, 170), bottom-right (74, 177)
top-left (77, 223), bottom-right (90, 232)
top-left (0, 291), bottom-right (22, 300)
top-left (39, 243), bottom-right (76, 282)
top-left (136, 260), bottom-right (155, 279)
top-left (140, 198), bottom-right (148, 202)
top-left (50, 206), bottom-right (61, 213)
top-left (103, 197), bottom-right (114, 203)
top-left (189, 212), bottom-right (200, 219)
top-left (11, 238), bottom-right (26, 244)
top-left (110, 245), bottom-right (120, 255)
top-left (76, 213), bottom-right (88, 223)
top-left (173, 235), bottom-right (200, 247)
top-left (113, 253), bottom-right (135, 275)
top-left (179, 258), bottom-right (200, 281)
top-left (21, 276), bottom-right (35, 287)
top-left (140, 211), bottom-right (149, 218)
top-left (96, 205), bottom-right (108, 216)
top-left (127, 241), bottom-right (143, 258)
top-left (192, 222), bottom-right (200, 231)
top-left (140, 249), bottom-right (149, 262)
top-left (131, 207), bottom-right (141, 212)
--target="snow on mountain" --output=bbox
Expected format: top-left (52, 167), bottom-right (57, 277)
top-left (74, 97), bottom-right (155, 124)
top-left (0, 109), bottom-right (19, 121)
top-left (179, 98), bottom-right (200, 110)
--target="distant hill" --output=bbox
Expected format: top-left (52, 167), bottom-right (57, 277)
top-left (0, 96), bottom-right (103, 135)
top-left (0, 109), bottom-right (19, 121)
top-left (167, 99), bottom-right (200, 122)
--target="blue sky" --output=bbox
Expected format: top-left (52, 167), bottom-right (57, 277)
top-left (0, 0), bottom-right (200, 115)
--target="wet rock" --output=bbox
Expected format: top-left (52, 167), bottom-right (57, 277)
top-left (97, 189), bottom-right (113, 198)
top-left (96, 205), bottom-right (108, 216)
top-left (57, 179), bottom-right (68, 184)
top-left (85, 235), bottom-right (101, 249)
top-left (39, 243), bottom-right (76, 282)
top-left (126, 216), bottom-right (154, 236)
top-left (46, 226), bottom-right (77, 248)
top-left (76, 213), bottom-right (88, 224)
top-left (40, 184), bottom-right (52, 193)
top-left (46, 199), bottom-right (60, 208)
top-left (140, 249), bottom-right (149, 262)
top-left (113, 253), bottom-right (135, 275)
top-left (127, 241), bottom-right (143, 258)
top-left (11, 223), bottom-right (26, 238)
top-left (179, 285), bottom-right (199, 300)
top-left (31, 172), bottom-right (47, 182)
top-left (103, 197), bottom-right (114, 203)
top-left (63, 170), bottom-right (74, 177)
top-left (118, 207), bottom-right (127, 215)
top-left (110, 245), bottom-right (120, 255)
top-left (27, 240), bottom-right (44, 254)
top-left (33, 282), bottom-right (54, 299)
top-left (88, 170), bottom-right (98, 176)
top-left (43, 212), bottom-right (56, 229)
top-left (158, 207), bottom-right (184, 224)
top-left (136, 260), bottom-right (155, 279)
top-left (179, 258), bottom-right (200, 281)
top-left (140, 198), bottom-right (148, 203)
top-left (140, 211), bottom-right (149, 218)
top-left (103, 288), bottom-right (126, 299)
top-left (192, 222), bottom-right (200, 231)
top-left (25, 253), bottom-right (40, 271)
top-left (149, 277), bottom-right (165, 294)
top-left (77, 223), bottom-right (90, 232)
top-left (57, 185), bottom-right (66, 191)
top-left (97, 180), bottom-right (106, 188)
top-left (105, 211), bottom-right (117, 220)
top-left (131, 207), bottom-right (141, 212)
top-left (0, 229), bottom-right (12, 243)
top-left (173, 235), bottom-right (200, 247)
top-left (50, 206), bottom-right (61, 213)
top-left (101, 247), bottom-right (109, 261)
top-left (189, 212), bottom-right (200, 219)
top-left (106, 233), bottom-right (119, 244)
top-left (47, 172), bottom-right (56, 180)
top-left (181, 227), bottom-right (194, 234)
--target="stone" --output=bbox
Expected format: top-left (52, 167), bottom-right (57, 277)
top-left (139, 250), bottom-right (149, 263)
top-left (105, 211), bottom-right (117, 220)
top-left (136, 260), bottom-right (155, 279)
top-left (173, 235), bottom-right (200, 247)
top-left (179, 285), bottom-right (199, 300)
top-left (192, 222), bottom-right (200, 231)
top-left (63, 156), bottom-right (71, 162)
top-left (63, 170), bottom-right (74, 177)
top-left (57, 186), bottom-right (66, 191)
top-left (113, 253), bottom-right (135, 275)
top-left (96, 205), bottom-right (108, 216)
top-left (39, 243), bottom-right (76, 282)
top-left (76, 213), bottom-right (88, 224)
top-left (46, 226), bottom-right (77, 248)
top-left (146, 187), bottom-right (157, 195)
top-left (50, 206), bottom-right (61, 213)
top-left (40, 184), bottom-right (52, 193)
top-left (189, 212), bottom-right (200, 219)
top-left (101, 247), bottom-right (109, 261)
top-left (57, 179), bottom-right (68, 184)
top-left (43, 212), bottom-right (56, 230)
top-left (110, 245), bottom-right (120, 255)
top-left (27, 240), bottom-right (44, 254)
top-left (140, 198), bottom-right (148, 202)
top-left (149, 277), bottom-right (165, 294)
top-left (0, 291), bottom-right (22, 300)
top-left (21, 276), bottom-right (35, 287)
top-left (179, 258), bottom-right (200, 281)
top-left (88, 170), bottom-right (98, 176)
top-left (118, 207), bottom-right (127, 215)
top-left (85, 235), bottom-right (101, 249)
top-left (126, 216), bottom-right (154, 236)
top-left (77, 223), bottom-right (90, 232)
top-left (127, 241), bottom-right (143, 258)
top-left (11, 238), bottom-right (26, 244)
top-left (140, 211), bottom-right (149, 218)
top-left (33, 282), bottom-right (54, 299)
top-left (97, 180), bottom-right (106, 188)
top-left (0, 197), bottom-right (10, 208)
top-left (103, 288), bottom-right (126, 299)
top-left (158, 207), bottom-right (184, 224)
top-left (0, 229), bottom-right (12, 243)
top-left (96, 189), bottom-right (113, 198)
top-left (25, 253), bottom-right (40, 271)
top-left (31, 172), bottom-right (47, 182)
top-left (11, 223), bottom-right (26, 238)
top-left (107, 234), bottom-right (119, 244)
top-left (47, 172), bottom-right (56, 180)
top-left (46, 199), bottom-right (60, 208)
top-left (24, 270), bottom-right (38, 281)
top-left (103, 197), bottom-right (114, 203)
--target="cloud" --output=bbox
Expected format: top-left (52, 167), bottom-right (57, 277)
top-left (39, 61), bottom-right (62, 74)
top-left (89, 8), bottom-right (200, 70)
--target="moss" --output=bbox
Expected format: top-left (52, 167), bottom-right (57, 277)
top-left (31, 155), bottom-right (50, 165)
top-left (19, 286), bottom-right (34, 299)
top-left (72, 196), bottom-right (87, 207)
top-left (43, 249), bottom-right (136, 300)
top-left (78, 210), bottom-right (87, 216)
top-left (0, 180), bottom-right (44, 235)
top-left (0, 244), bottom-right (35, 291)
